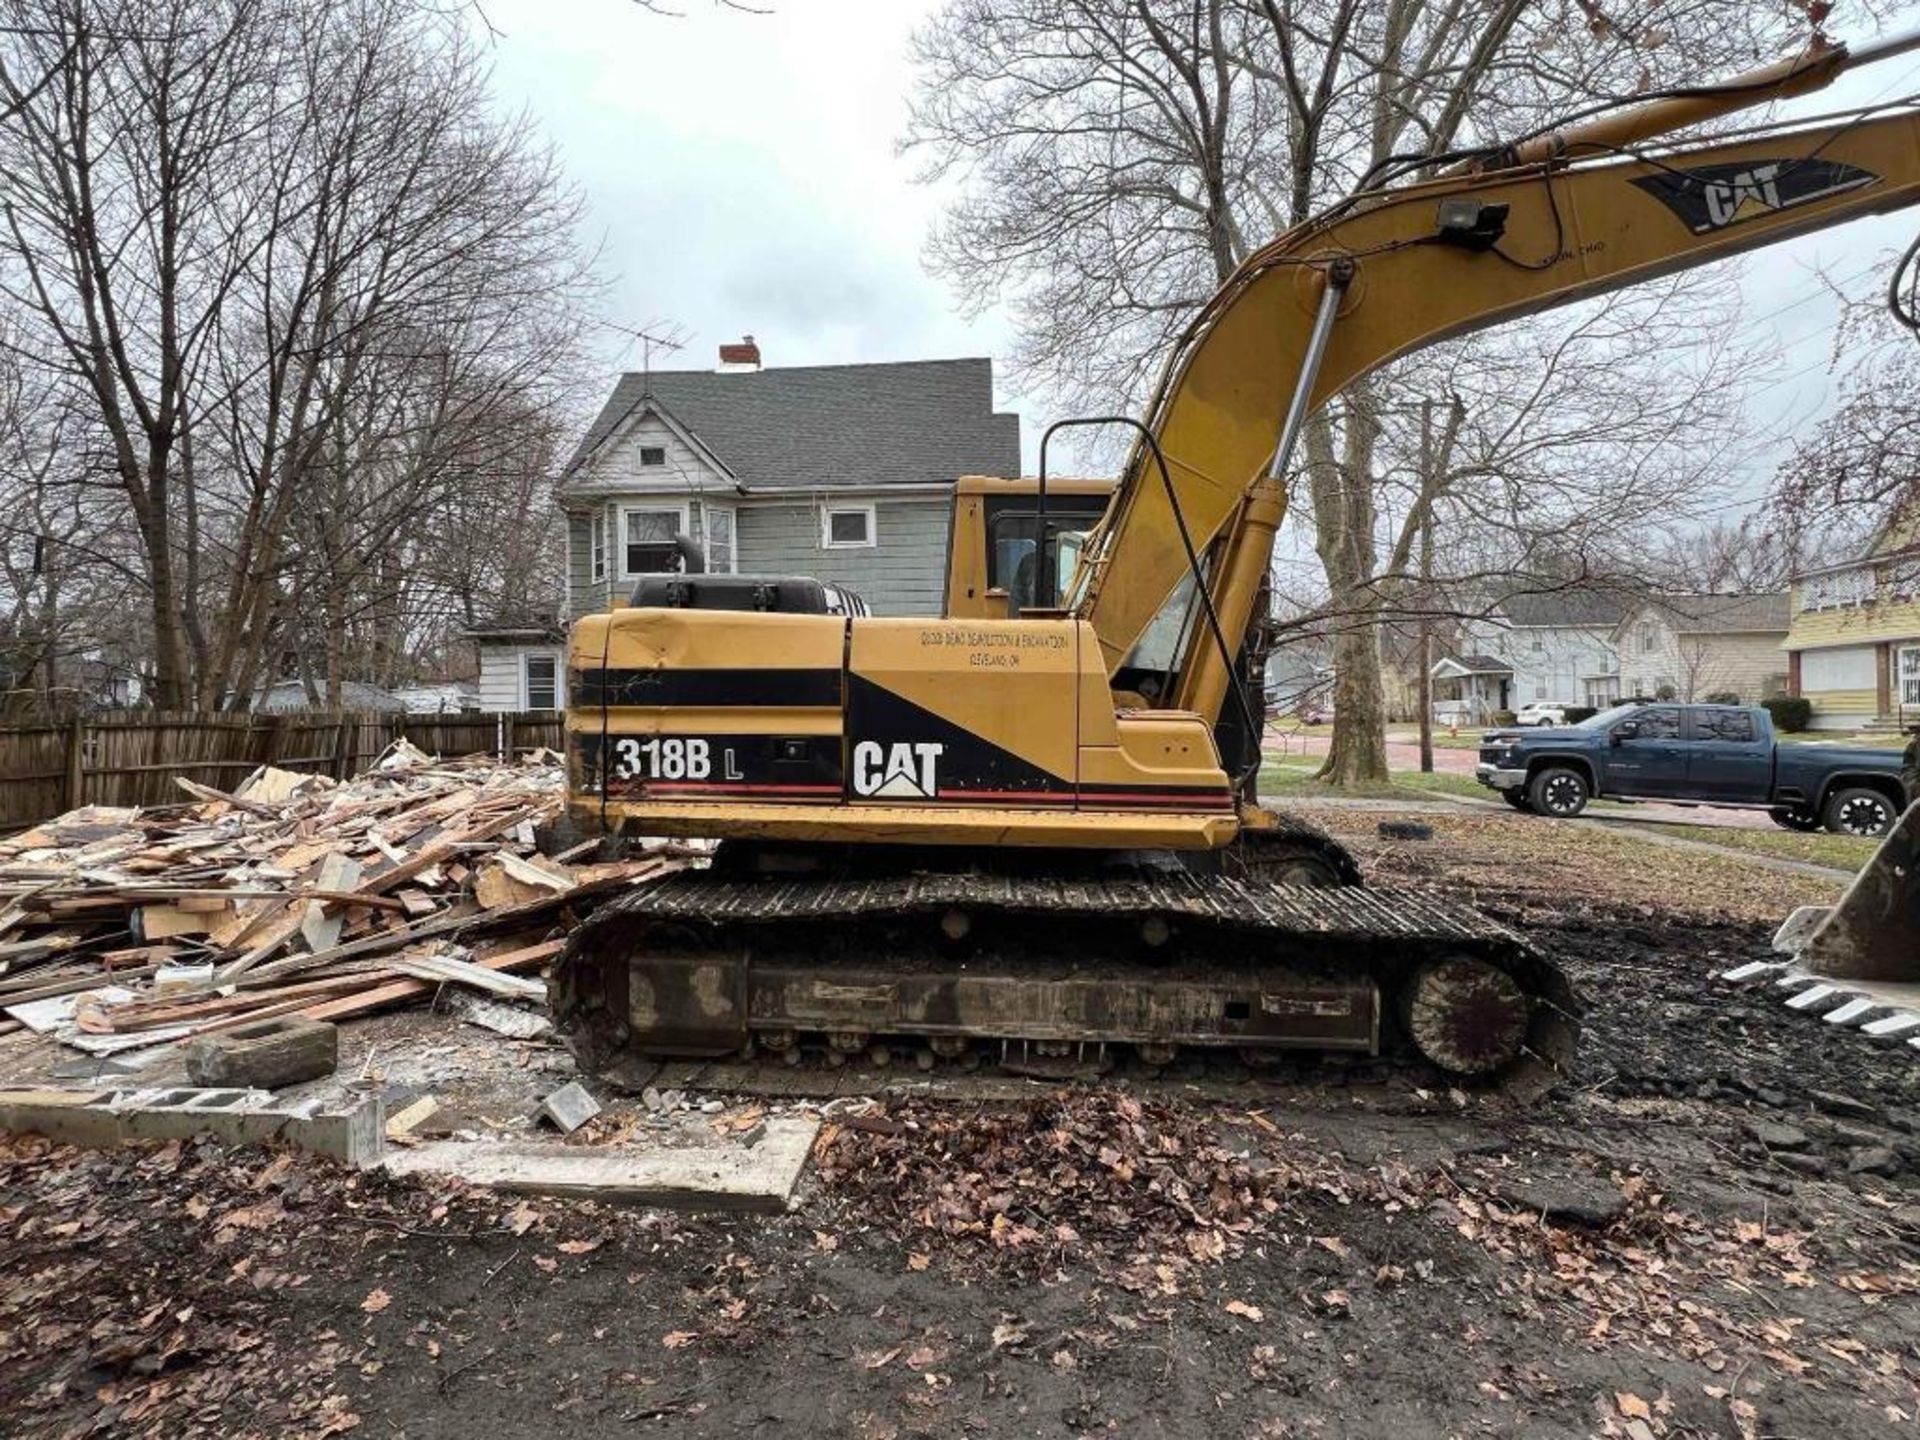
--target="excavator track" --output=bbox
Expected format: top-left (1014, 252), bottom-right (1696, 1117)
top-left (550, 871), bottom-right (1581, 1103)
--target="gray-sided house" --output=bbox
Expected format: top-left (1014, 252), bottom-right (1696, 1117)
top-left (557, 339), bottom-right (1021, 622)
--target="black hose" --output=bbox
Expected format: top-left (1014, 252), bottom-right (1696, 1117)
top-left (1038, 416), bottom-right (1264, 793)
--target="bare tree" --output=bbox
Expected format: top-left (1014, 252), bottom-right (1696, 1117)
top-left (0, 0), bottom-right (596, 711)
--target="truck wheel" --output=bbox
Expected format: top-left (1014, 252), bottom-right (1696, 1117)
top-left (1768, 805), bottom-right (1821, 833)
top-left (1502, 790), bottom-right (1534, 813)
top-left (1823, 787), bottom-right (1897, 838)
top-left (1527, 766), bottom-right (1588, 818)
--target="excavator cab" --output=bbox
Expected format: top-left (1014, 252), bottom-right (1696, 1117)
top-left (943, 475), bottom-right (1114, 620)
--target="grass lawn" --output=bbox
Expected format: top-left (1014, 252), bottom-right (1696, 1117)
top-left (1652, 822), bottom-right (1880, 872)
top-left (1258, 760), bottom-right (1488, 802)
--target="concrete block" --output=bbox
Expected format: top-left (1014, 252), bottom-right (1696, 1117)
top-left (184, 1016), bottom-right (338, 1090)
top-left (0, 1085), bottom-right (383, 1167)
top-left (537, 1081), bottom-right (601, 1134)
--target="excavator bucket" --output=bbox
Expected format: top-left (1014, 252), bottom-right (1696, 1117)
top-left (1782, 799), bottom-right (1920, 981)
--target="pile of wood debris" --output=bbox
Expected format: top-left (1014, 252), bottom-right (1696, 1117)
top-left (0, 742), bottom-right (683, 1062)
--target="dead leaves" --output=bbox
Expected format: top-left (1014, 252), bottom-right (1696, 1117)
top-left (359, 1288), bottom-right (390, 1315)
top-left (661, 1330), bottom-right (697, 1350)
top-left (1223, 1299), bottom-right (1264, 1323)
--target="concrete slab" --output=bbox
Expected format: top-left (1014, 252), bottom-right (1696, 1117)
top-left (383, 1114), bottom-right (821, 1212)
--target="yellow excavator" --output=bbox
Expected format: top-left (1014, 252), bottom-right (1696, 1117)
top-left (554, 29), bottom-right (1920, 1095)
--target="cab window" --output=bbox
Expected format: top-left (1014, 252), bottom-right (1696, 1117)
top-left (1695, 707), bottom-right (1754, 742)
top-left (1629, 706), bottom-right (1684, 740)
top-left (983, 495), bottom-right (1109, 609)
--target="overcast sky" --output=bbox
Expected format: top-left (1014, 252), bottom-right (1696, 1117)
top-left (477, 1), bottom-right (1920, 500)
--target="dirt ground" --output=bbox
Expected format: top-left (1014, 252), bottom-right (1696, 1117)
top-left (4, 805), bottom-right (1919, 1439)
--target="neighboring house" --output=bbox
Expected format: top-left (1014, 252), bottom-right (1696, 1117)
top-left (558, 340), bottom-right (1022, 621)
top-left (1783, 511), bottom-right (1920, 730)
top-left (1430, 653), bottom-right (1512, 725)
top-left (466, 618), bottom-right (566, 714)
top-left (254, 679), bottom-right (405, 713)
top-left (1612, 593), bottom-right (1791, 703)
top-left (1449, 589), bottom-right (1628, 712)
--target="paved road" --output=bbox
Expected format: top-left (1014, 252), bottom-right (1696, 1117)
top-left (1269, 730), bottom-right (1780, 831)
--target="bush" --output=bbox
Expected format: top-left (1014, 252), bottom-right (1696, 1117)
top-left (1491, 709), bottom-right (1517, 726)
top-left (1653, 683), bottom-right (1678, 701)
top-left (1763, 696), bottom-right (1813, 733)
top-left (1703, 689), bottom-right (1741, 705)
top-left (1563, 706), bottom-right (1598, 724)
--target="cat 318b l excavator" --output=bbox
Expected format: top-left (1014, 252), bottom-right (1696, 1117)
top-left (554, 29), bottom-right (1920, 1098)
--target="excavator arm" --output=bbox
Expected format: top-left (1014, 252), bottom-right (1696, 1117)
top-left (1075, 35), bottom-right (1920, 728)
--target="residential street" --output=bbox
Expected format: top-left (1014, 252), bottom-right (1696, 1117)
top-left (5, 805), bottom-right (1917, 1439)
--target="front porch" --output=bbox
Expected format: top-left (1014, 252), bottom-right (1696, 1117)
top-left (1430, 654), bottom-right (1512, 726)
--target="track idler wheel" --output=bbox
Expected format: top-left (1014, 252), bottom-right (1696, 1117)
top-left (1401, 956), bottom-right (1530, 1077)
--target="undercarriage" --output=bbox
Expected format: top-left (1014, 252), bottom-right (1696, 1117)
top-left (549, 836), bottom-right (1581, 1102)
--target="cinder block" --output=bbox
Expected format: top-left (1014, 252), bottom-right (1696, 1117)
top-left (0, 1085), bottom-right (382, 1168)
top-left (184, 1017), bottom-right (338, 1090)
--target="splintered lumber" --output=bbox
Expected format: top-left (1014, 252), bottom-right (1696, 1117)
top-left (385, 950), bottom-right (547, 1000)
top-left (299, 940), bottom-right (566, 1024)
top-left (0, 749), bottom-right (687, 1055)
top-left (184, 1016), bottom-right (338, 1089)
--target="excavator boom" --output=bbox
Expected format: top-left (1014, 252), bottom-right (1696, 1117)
top-left (1078, 80), bottom-right (1920, 722)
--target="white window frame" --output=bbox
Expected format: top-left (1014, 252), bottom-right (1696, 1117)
top-left (821, 502), bottom-right (877, 550)
top-left (522, 651), bottom-right (561, 711)
top-left (618, 502), bottom-right (690, 579)
top-left (702, 502), bottom-right (739, 575)
top-left (589, 511), bottom-right (606, 582)
top-left (1894, 645), bottom-right (1920, 709)
top-left (637, 444), bottom-right (668, 467)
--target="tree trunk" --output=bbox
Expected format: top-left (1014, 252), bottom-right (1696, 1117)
top-left (1305, 399), bottom-right (1392, 787)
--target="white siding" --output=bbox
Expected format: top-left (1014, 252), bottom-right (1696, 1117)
top-left (1617, 607), bottom-right (1790, 701)
top-left (476, 645), bottom-right (566, 712)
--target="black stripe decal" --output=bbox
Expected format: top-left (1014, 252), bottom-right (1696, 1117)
top-left (572, 667), bottom-right (842, 708)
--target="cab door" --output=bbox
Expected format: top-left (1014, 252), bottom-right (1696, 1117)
top-left (1685, 707), bottom-right (1771, 801)
top-left (1606, 705), bottom-right (1689, 797)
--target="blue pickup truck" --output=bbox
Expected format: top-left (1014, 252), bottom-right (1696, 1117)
top-left (1475, 702), bottom-right (1911, 836)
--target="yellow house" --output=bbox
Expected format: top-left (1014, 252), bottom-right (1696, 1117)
top-left (1784, 515), bottom-right (1920, 731)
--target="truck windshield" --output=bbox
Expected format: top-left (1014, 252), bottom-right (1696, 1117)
top-left (1574, 703), bottom-right (1642, 730)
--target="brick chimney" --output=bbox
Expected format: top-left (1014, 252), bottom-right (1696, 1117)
top-left (716, 334), bottom-right (761, 372)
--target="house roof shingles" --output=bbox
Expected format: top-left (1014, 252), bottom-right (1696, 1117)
top-left (1439, 653), bottom-right (1514, 675)
top-left (1638, 592), bottom-right (1791, 634)
top-left (563, 358), bottom-right (1021, 493)
top-left (1498, 589), bottom-right (1629, 628)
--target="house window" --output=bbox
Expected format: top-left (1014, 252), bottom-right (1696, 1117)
top-left (704, 505), bottom-right (737, 575)
top-left (1638, 623), bottom-right (1657, 654)
top-left (590, 512), bottom-right (606, 582)
top-left (1899, 646), bottom-right (1920, 709)
top-left (1529, 636), bottom-right (1544, 653)
top-left (524, 653), bottom-right (558, 710)
top-left (1534, 683), bottom-right (1548, 699)
top-left (822, 503), bottom-right (876, 549)
top-left (638, 446), bottom-right (666, 467)
top-left (621, 505), bottom-right (687, 577)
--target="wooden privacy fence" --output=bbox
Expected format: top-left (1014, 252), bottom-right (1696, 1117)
top-left (0, 709), bottom-right (565, 831)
